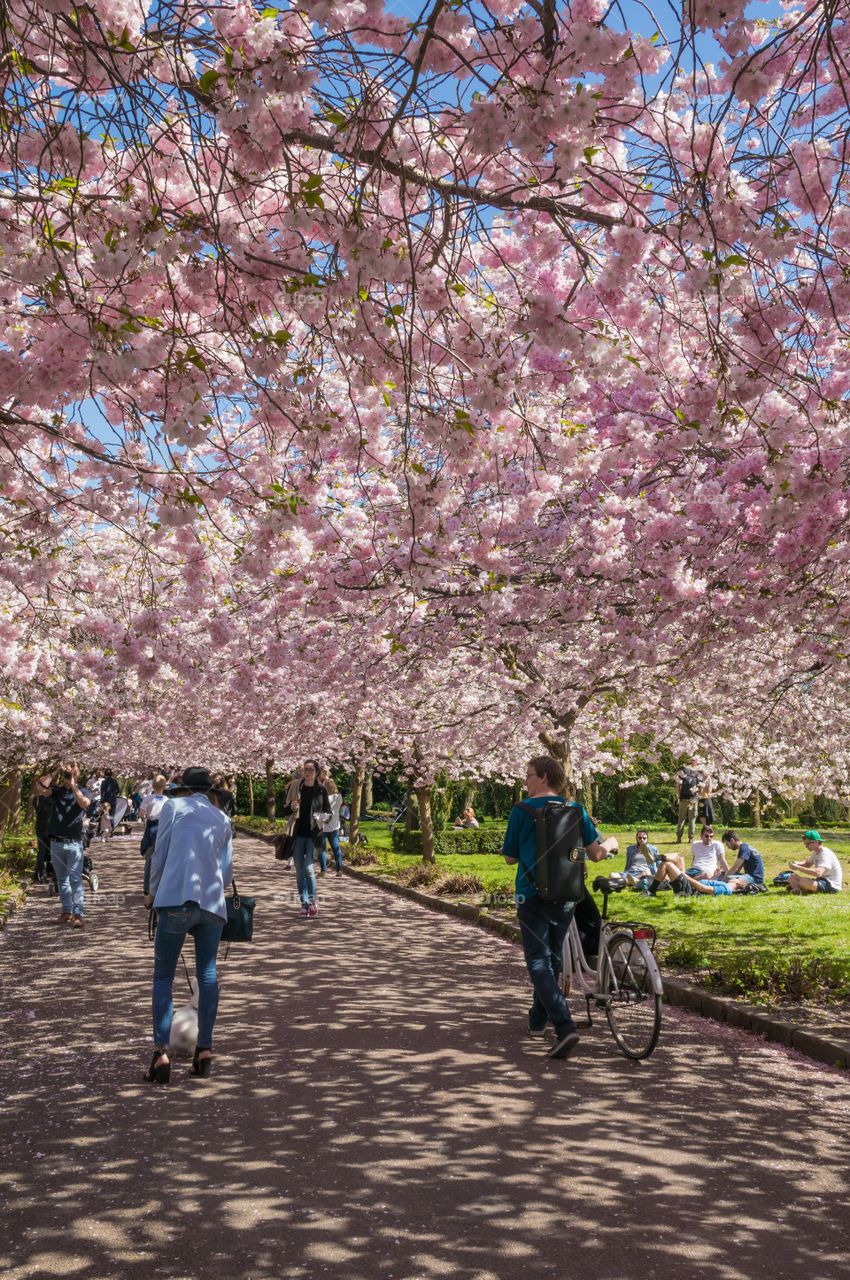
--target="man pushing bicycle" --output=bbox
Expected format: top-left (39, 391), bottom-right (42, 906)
top-left (503, 756), bottom-right (610, 1061)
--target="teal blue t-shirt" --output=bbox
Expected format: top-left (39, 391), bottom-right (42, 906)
top-left (503, 796), bottom-right (599, 904)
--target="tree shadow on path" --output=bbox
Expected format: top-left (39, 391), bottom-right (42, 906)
top-left (1, 835), bottom-right (849, 1280)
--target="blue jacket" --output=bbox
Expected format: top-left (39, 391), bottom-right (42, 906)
top-left (149, 794), bottom-right (233, 921)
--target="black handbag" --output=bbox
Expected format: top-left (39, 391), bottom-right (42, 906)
top-left (221, 877), bottom-right (255, 943)
top-left (274, 832), bottom-right (293, 861)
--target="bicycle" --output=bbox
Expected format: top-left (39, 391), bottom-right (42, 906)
top-left (561, 875), bottom-right (663, 1059)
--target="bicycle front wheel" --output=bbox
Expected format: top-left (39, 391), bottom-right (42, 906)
top-left (600, 933), bottom-right (662, 1060)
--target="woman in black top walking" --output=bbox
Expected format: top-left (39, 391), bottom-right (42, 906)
top-left (289, 760), bottom-right (330, 918)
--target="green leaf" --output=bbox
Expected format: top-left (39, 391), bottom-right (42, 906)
top-left (198, 69), bottom-right (220, 94)
top-left (109, 27), bottom-right (137, 52)
top-left (261, 5), bottom-right (278, 16)
top-left (583, 146), bottom-right (600, 162)
top-left (175, 487), bottom-right (204, 507)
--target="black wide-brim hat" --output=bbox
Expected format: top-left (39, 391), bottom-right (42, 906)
top-left (181, 766), bottom-right (214, 791)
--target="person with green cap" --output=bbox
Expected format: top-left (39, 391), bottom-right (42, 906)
top-left (788, 831), bottom-right (843, 894)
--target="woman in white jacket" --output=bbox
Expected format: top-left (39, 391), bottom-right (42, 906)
top-left (318, 771), bottom-right (344, 875)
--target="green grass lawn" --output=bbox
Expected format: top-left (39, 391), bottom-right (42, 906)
top-left (0, 827), bottom-right (35, 917)
top-left (355, 821), bottom-right (850, 1003)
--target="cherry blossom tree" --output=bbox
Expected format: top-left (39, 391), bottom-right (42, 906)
top-left (2, 0), bottom-right (850, 805)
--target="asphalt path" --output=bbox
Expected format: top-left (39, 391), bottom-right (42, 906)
top-left (1, 833), bottom-right (849, 1280)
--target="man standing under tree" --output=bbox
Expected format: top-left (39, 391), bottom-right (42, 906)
top-left (30, 771), bottom-right (54, 884)
top-left (503, 756), bottom-right (610, 1060)
top-left (48, 762), bottom-right (91, 926)
top-left (675, 757), bottom-right (703, 844)
top-left (100, 768), bottom-right (120, 812)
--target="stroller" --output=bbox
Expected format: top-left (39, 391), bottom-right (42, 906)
top-left (84, 798), bottom-right (103, 848)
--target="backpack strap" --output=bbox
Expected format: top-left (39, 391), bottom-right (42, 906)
top-left (518, 799), bottom-right (568, 817)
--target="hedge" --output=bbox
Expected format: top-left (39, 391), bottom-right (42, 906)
top-left (391, 824), bottom-right (507, 857)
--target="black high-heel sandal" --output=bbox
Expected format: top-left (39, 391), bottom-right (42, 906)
top-left (191, 1047), bottom-right (213, 1078)
top-left (143, 1049), bottom-right (171, 1084)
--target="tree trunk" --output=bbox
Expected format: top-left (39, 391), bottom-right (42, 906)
top-left (752, 788), bottom-right (761, 829)
top-left (0, 767), bottom-right (23, 845)
top-left (265, 757), bottom-right (276, 823)
top-left (540, 733), bottom-right (576, 799)
top-left (591, 774), bottom-right (599, 819)
top-left (360, 767), bottom-right (373, 816)
top-left (405, 790), bottom-right (417, 831)
top-left (247, 775), bottom-right (254, 818)
top-left (350, 768), bottom-right (364, 845)
top-left (416, 786), bottom-right (435, 863)
top-left (513, 778), bottom-right (523, 805)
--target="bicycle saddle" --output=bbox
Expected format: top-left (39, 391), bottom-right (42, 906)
top-left (593, 876), bottom-right (625, 894)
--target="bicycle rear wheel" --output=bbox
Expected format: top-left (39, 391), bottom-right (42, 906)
top-left (600, 932), bottom-right (662, 1060)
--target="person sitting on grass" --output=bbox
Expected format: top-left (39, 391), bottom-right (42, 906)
top-left (685, 823), bottom-right (727, 879)
top-left (650, 865), bottom-right (752, 897)
top-left (787, 831), bottom-right (843, 895)
top-left (624, 829), bottom-right (661, 890)
top-left (647, 823), bottom-right (727, 892)
top-left (453, 806), bottom-right (480, 829)
top-left (722, 830), bottom-right (765, 887)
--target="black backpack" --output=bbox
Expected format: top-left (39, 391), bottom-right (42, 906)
top-left (679, 769), bottom-right (700, 799)
top-left (519, 800), bottom-right (586, 902)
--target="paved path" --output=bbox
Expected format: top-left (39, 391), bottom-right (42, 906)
top-left (2, 834), bottom-right (850, 1280)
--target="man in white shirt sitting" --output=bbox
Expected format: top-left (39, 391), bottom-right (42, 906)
top-left (788, 831), bottom-right (843, 894)
top-left (648, 824), bottom-right (727, 894)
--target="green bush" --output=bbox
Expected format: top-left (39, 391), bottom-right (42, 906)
top-left (344, 843), bottom-right (380, 867)
top-left (391, 824), bottom-right (507, 856)
top-left (666, 939), bottom-right (850, 1002)
top-left (391, 828), bottom-right (425, 854)
top-left (233, 815), bottom-right (288, 835)
top-left (438, 826), bottom-right (506, 855)
top-left (431, 780), bottom-right (449, 833)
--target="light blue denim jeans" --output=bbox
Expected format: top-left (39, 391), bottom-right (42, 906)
top-left (51, 838), bottom-right (84, 917)
top-left (152, 903), bottom-right (224, 1049)
top-left (292, 836), bottom-right (317, 906)
top-left (319, 830), bottom-right (343, 872)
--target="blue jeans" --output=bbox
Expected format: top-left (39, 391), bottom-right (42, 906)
top-left (517, 896), bottom-right (577, 1036)
top-left (152, 904), bottom-right (223, 1049)
top-left (319, 830), bottom-right (343, 872)
top-left (292, 836), bottom-right (317, 906)
top-left (51, 838), bottom-right (84, 916)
